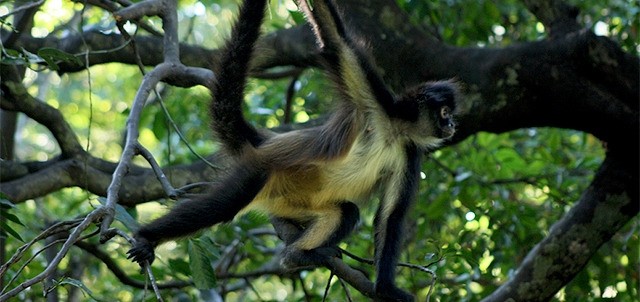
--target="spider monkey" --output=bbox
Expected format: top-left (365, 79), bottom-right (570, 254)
top-left (127, 0), bottom-right (458, 301)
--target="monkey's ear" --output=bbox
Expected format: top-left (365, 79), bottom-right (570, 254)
top-left (440, 106), bottom-right (453, 120)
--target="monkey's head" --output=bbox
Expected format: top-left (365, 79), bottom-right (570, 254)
top-left (422, 81), bottom-right (457, 139)
top-left (400, 80), bottom-right (458, 146)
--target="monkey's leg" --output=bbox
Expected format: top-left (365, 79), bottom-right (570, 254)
top-left (127, 163), bottom-right (269, 265)
top-left (279, 202), bottom-right (359, 268)
top-left (270, 216), bottom-right (305, 245)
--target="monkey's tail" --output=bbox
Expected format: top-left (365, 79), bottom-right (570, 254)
top-left (210, 0), bottom-right (268, 155)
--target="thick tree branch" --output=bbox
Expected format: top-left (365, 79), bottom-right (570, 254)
top-left (0, 156), bottom-right (219, 204)
top-left (333, 1), bottom-right (638, 145)
top-left (2, 25), bottom-right (317, 75)
top-left (336, 1), bottom-right (638, 299)
top-left (482, 152), bottom-right (638, 301)
top-left (74, 241), bottom-right (193, 289)
top-left (522, 0), bottom-right (580, 37)
top-left (2, 29), bottom-right (213, 73)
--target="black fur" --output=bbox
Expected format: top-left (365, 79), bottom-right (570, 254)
top-left (309, 0), bottom-right (398, 117)
top-left (325, 202), bottom-right (360, 247)
top-left (128, 161), bottom-right (269, 265)
top-left (279, 202), bottom-right (360, 268)
top-left (210, 0), bottom-right (268, 154)
top-left (128, 2), bottom-right (457, 302)
top-left (304, 8), bottom-right (448, 299)
top-left (373, 144), bottom-right (421, 302)
top-left (128, 0), bottom-right (270, 266)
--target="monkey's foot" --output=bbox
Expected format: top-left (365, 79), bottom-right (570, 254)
top-left (280, 246), bottom-right (341, 270)
top-left (126, 236), bottom-right (156, 267)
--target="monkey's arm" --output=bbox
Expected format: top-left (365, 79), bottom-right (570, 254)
top-left (299, 0), bottom-right (398, 116)
top-left (373, 144), bottom-right (421, 301)
top-left (127, 162), bottom-right (269, 265)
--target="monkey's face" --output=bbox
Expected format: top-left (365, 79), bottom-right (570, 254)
top-left (417, 81), bottom-right (458, 140)
top-left (437, 105), bottom-right (456, 139)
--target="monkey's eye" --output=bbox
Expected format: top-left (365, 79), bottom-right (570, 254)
top-left (440, 106), bottom-right (451, 119)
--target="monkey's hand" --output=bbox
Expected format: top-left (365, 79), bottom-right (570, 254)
top-left (374, 282), bottom-right (414, 302)
top-left (126, 236), bottom-right (157, 267)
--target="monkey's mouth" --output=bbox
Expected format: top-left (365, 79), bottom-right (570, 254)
top-left (440, 123), bottom-right (456, 139)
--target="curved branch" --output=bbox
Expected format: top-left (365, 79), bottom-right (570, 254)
top-left (73, 0), bottom-right (163, 36)
top-left (0, 66), bottom-right (84, 156)
top-left (74, 241), bottom-right (192, 289)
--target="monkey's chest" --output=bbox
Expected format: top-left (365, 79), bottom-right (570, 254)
top-left (255, 136), bottom-right (403, 210)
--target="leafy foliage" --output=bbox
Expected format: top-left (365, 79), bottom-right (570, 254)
top-left (0, 196), bottom-right (24, 242)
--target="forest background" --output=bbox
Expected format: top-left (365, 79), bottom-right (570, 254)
top-left (0, 0), bottom-right (637, 301)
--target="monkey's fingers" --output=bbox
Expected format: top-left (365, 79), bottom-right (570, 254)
top-left (126, 245), bottom-right (156, 266)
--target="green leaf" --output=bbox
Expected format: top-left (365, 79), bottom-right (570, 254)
top-left (0, 220), bottom-right (24, 242)
top-left (0, 196), bottom-right (24, 241)
top-left (168, 258), bottom-right (191, 276)
top-left (289, 10), bottom-right (305, 25)
top-left (3, 49), bottom-right (20, 57)
top-left (152, 109), bottom-right (168, 140)
top-left (0, 197), bottom-right (15, 209)
top-left (188, 238), bottom-right (217, 289)
top-left (2, 212), bottom-right (24, 226)
top-left (1, 48), bottom-right (27, 66)
top-left (494, 147), bottom-right (526, 173)
top-left (37, 47), bottom-right (82, 70)
top-left (97, 197), bottom-right (140, 231)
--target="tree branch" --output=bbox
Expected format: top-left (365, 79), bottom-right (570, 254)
top-left (482, 152), bottom-right (638, 301)
top-left (0, 66), bottom-right (84, 156)
top-left (74, 241), bottom-right (192, 289)
top-left (521, 0), bottom-right (580, 37)
top-left (3, 24), bottom-right (317, 75)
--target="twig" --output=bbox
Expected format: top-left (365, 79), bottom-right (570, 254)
top-left (322, 272), bottom-right (334, 302)
top-left (0, 219), bottom-right (83, 278)
top-left (0, 209), bottom-right (105, 301)
top-left (337, 277), bottom-right (353, 302)
top-left (155, 91), bottom-right (220, 170)
top-left (1, 230), bottom-right (98, 294)
top-left (136, 144), bottom-right (181, 198)
top-left (339, 248), bottom-right (439, 301)
top-left (145, 263), bottom-right (164, 302)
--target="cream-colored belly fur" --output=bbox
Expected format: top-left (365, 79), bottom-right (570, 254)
top-left (250, 131), bottom-right (404, 219)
